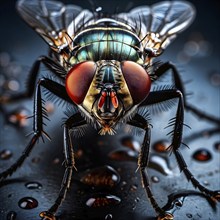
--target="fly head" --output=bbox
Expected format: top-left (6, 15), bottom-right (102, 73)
top-left (65, 60), bottom-right (151, 135)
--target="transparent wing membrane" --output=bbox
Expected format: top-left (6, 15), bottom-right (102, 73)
top-left (117, 1), bottom-right (195, 55)
top-left (16, 0), bottom-right (91, 50)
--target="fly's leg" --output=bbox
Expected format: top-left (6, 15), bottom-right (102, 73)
top-left (148, 62), bottom-right (220, 126)
top-left (0, 56), bottom-right (65, 104)
top-left (0, 135), bottom-right (39, 182)
top-left (0, 79), bottom-right (48, 181)
top-left (0, 78), bottom-right (72, 182)
top-left (40, 113), bottom-right (86, 219)
top-left (142, 89), bottom-right (220, 214)
top-left (174, 149), bottom-right (220, 202)
top-left (128, 114), bottom-right (173, 220)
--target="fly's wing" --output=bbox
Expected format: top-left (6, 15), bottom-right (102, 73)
top-left (117, 1), bottom-right (195, 55)
top-left (16, 0), bottom-right (93, 51)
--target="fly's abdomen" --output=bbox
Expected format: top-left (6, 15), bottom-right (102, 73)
top-left (73, 28), bottom-right (143, 63)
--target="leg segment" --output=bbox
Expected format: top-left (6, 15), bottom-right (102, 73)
top-left (0, 56), bottom-right (66, 103)
top-left (148, 62), bottom-right (220, 126)
top-left (40, 114), bottom-right (86, 219)
top-left (142, 89), bottom-right (220, 201)
top-left (142, 89), bottom-right (184, 152)
top-left (0, 78), bottom-right (73, 181)
top-left (0, 134), bottom-right (40, 182)
top-left (0, 80), bottom-right (47, 181)
top-left (128, 114), bottom-right (172, 219)
top-left (174, 149), bottom-right (220, 200)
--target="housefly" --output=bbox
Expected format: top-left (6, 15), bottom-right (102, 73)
top-left (0, 0), bottom-right (219, 219)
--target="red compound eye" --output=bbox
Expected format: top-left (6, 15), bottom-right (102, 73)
top-left (98, 91), bottom-right (107, 109)
top-left (110, 91), bottom-right (118, 108)
top-left (66, 61), bottom-right (96, 105)
top-left (121, 61), bottom-right (151, 104)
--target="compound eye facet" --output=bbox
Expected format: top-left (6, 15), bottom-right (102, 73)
top-left (121, 61), bottom-right (151, 104)
top-left (66, 61), bottom-right (96, 105)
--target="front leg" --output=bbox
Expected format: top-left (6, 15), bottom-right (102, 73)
top-left (40, 113), bottom-right (87, 219)
top-left (128, 114), bottom-right (173, 220)
top-left (0, 78), bottom-right (72, 181)
top-left (142, 89), bottom-right (220, 208)
top-left (0, 78), bottom-right (49, 181)
top-left (147, 62), bottom-right (220, 126)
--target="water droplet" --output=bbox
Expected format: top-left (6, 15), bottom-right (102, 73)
top-left (105, 214), bottom-right (113, 220)
top-left (85, 194), bottom-right (121, 208)
top-left (121, 181), bottom-right (127, 186)
top-left (132, 204), bottom-right (136, 211)
top-left (135, 197), bottom-right (140, 203)
top-left (214, 142), bottom-right (220, 151)
top-left (0, 149), bottom-right (12, 160)
top-left (6, 211), bottom-right (17, 220)
top-left (163, 194), bottom-right (185, 214)
top-left (130, 184), bottom-right (138, 192)
top-left (121, 136), bottom-right (140, 152)
top-left (163, 190), bottom-right (208, 215)
top-left (203, 180), bottom-right (210, 186)
top-left (108, 149), bottom-right (137, 161)
top-left (151, 176), bottom-right (160, 183)
top-left (52, 158), bottom-right (60, 164)
top-left (174, 199), bottom-right (183, 207)
top-left (153, 140), bottom-right (169, 153)
top-left (39, 211), bottom-right (56, 220)
top-left (120, 181), bottom-right (127, 190)
top-left (192, 149), bottom-right (212, 162)
top-left (18, 197), bottom-right (38, 209)
top-left (8, 109), bottom-right (29, 127)
top-left (149, 155), bottom-right (173, 176)
top-left (8, 80), bottom-right (20, 91)
top-left (80, 165), bottom-right (120, 188)
top-left (25, 182), bottom-right (42, 190)
top-left (186, 213), bottom-right (193, 218)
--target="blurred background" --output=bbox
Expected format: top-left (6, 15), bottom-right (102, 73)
top-left (0, 1), bottom-right (219, 220)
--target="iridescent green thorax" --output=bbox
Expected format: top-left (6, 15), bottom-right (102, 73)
top-left (72, 27), bottom-right (144, 64)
